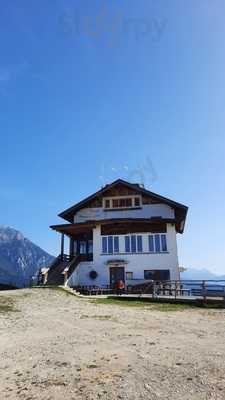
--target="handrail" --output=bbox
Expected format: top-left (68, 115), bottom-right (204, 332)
top-left (66, 255), bottom-right (81, 278)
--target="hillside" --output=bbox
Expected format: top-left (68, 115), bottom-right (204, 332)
top-left (0, 226), bottom-right (54, 288)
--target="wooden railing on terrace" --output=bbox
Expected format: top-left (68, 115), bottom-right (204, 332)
top-left (128, 279), bottom-right (225, 303)
top-left (72, 280), bottom-right (225, 304)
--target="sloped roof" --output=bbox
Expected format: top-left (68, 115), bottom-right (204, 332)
top-left (58, 179), bottom-right (188, 233)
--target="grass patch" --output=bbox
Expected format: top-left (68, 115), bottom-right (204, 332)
top-left (89, 298), bottom-right (196, 311)
top-left (0, 296), bottom-right (18, 314)
top-left (90, 297), bottom-right (225, 310)
top-left (39, 286), bottom-right (225, 310)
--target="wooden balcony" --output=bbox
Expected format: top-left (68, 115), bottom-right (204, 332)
top-left (60, 253), bottom-right (93, 262)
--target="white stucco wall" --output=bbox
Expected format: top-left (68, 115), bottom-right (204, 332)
top-left (73, 204), bottom-right (174, 223)
top-left (67, 223), bottom-right (180, 287)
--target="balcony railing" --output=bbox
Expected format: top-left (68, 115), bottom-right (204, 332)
top-left (60, 253), bottom-right (93, 262)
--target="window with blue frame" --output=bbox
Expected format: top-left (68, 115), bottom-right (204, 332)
top-left (125, 236), bottom-right (130, 252)
top-left (154, 234), bottom-right (161, 252)
top-left (137, 235), bottom-right (143, 252)
top-left (88, 240), bottom-right (93, 254)
top-left (131, 235), bottom-right (137, 253)
top-left (114, 236), bottom-right (119, 253)
top-left (102, 236), bottom-right (119, 254)
top-left (148, 235), bottom-right (154, 252)
top-left (102, 237), bottom-right (108, 254)
top-left (102, 234), bottom-right (167, 254)
top-left (125, 235), bottom-right (143, 253)
top-left (161, 234), bottom-right (167, 252)
top-left (108, 236), bottom-right (113, 253)
top-left (148, 234), bottom-right (167, 252)
top-left (80, 241), bottom-right (87, 254)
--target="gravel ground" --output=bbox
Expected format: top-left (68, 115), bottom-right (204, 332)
top-left (0, 288), bottom-right (225, 400)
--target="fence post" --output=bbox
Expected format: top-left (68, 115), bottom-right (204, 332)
top-left (175, 281), bottom-right (177, 300)
top-left (152, 282), bottom-right (155, 299)
top-left (202, 280), bottom-right (207, 305)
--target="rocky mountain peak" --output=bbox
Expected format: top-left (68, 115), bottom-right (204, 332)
top-left (0, 226), bottom-right (54, 288)
top-left (0, 226), bottom-right (25, 243)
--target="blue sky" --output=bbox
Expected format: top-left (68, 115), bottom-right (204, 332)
top-left (0, 1), bottom-right (225, 273)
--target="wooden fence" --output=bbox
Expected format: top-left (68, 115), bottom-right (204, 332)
top-left (73, 280), bottom-right (225, 305)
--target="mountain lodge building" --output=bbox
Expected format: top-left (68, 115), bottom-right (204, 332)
top-left (44, 179), bottom-right (188, 288)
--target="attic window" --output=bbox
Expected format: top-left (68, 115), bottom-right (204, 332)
top-left (103, 196), bottom-right (142, 210)
top-left (112, 198), bottom-right (132, 208)
top-left (105, 199), bottom-right (110, 208)
top-left (134, 197), bottom-right (140, 207)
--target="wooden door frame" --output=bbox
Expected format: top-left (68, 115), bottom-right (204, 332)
top-left (109, 266), bottom-right (125, 288)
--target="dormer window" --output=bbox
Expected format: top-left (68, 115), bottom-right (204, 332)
top-left (103, 196), bottom-right (142, 210)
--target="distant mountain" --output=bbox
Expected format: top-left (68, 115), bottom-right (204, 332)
top-left (0, 226), bottom-right (54, 288)
top-left (181, 268), bottom-right (225, 281)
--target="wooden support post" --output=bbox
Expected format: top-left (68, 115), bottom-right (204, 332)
top-left (86, 240), bottom-right (89, 257)
top-left (152, 281), bottom-right (155, 299)
top-left (61, 233), bottom-right (65, 261)
top-left (69, 238), bottom-right (74, 260)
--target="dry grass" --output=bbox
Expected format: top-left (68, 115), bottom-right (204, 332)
top-left (0, 296), bottom-right (17, 314)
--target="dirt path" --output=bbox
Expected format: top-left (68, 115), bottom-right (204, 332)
top-left (0, 288), bottom-right (225, 400)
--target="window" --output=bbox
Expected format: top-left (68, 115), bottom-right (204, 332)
top-left (131, 235), bottom-right (137, 253)
top-left (144, 270), bottom-right (170, 281)
top-left (161, 234), bottom-right (167, 252)
top-left (80, 241), bottom-right (87, 254)
top-left (148, 234), bottom-right (167, 253)
top-left (126, 272), bottom-right (133, 280)
top-left (102, 234), bottom-right (167, 255)
top-left (119, 199), bottom-right (126, 207)
top-left (148, 234), bottom-right (168, 252)
top-left (125, 198), bottom-right (132, 207)
top-left (155, 234), bottom-right (161, 252)
top-left (125, 235), bottom-right (143, 253)
top-left (134, 197), bottom-right (140, 207)
top-left (137, 235), bottom-right (143, 252)
top-left (102, 237), bottom-right (107, 254)
top-left (112, 198), bottom-right (119, 208)
top-left (103, 196), bottom-right (141, 209)
top-left (108, 236), bottom-right (113, 253)
top-left (102, 236), bottom-right (119, 254)
top-left (88, 240), bottom-right (93, 254)
top-left (125, 236), bottom-right (130, 252)
top-left (114, 236), bottom-right (119, 253)
top-left (148, 235), bottom-right (154, 252)
top-left (105, 199), bottom-right (110, 208)
top-left (144, 270), bottom-right (155, 280)
top-left (112, 197), bottom-right (133, 208)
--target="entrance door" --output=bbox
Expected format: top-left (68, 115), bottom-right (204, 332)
top-left (110, 267), bottom-right (125, 289)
